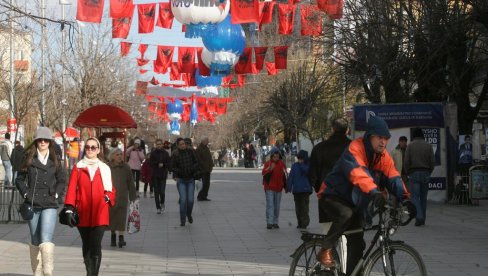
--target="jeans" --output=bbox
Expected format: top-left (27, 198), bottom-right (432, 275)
top-left (409, 170), bottom-right (431, 221)
top-left (197, 172), bottom-right (211, 200)
top-left (177, 178), bottom-right (195, 224)
top-left (153, 176), bottom-right (167, 209)
top-left (3, 160), bottom-right (12, 186)
top-left (265, 190), bottom-right (282, 225)
top-left (28, 208), bottom-right (57, 246)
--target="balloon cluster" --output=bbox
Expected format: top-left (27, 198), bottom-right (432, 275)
top-left (167, 99), bottom-right (184, 135)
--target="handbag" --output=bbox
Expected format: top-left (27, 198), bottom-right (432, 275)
top-left (18, 168), bottom-right (38, 221)
top-left (263, 172), bottom-right (272, 183)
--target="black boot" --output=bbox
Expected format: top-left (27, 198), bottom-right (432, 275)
top-left (118, 235), bottom-right (126, 248)
top-left (90, 255), bottom-right (101, 276)
top-left (110, 233), bottom-right (116, 247)
top-left (83, 256), bottom-right (92, 276)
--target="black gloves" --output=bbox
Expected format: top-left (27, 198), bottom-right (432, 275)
top-left (373, 193), bottom-right (386, 210)
top-left (403, 200), bottom-right (417, 219)
top-left (64, 210), bottom-right (75, 228)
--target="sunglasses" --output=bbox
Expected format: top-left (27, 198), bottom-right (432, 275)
top-left (84, 145), bottom-right (99, 151)
top-left (36, 139), bottom-right (50, 143)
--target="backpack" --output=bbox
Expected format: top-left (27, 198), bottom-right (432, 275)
top-left (0, 142), bottom-right (10, 160)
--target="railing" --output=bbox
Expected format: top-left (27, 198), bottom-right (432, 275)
top-left (0, 182), bottom-right (25, 223)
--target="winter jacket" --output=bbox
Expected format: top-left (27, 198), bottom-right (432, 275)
top-left (10, 145), bottom-right (25, 172)
top-left (262, 159), bottom-right (287, 192)
top-left (195, 143), bottom-right (214, 173)
top-left (170, 149), bottom-right (198, 180)
top-left (287, 162), bottom-right (312, 194)
top-left (108, 162), bottom-right (136, 231)
top-left (140, 159), bottom-right (153, 183)
top-left (64, 165), bottom-right (116, 227)
top-left (15, 157), bottom-right (66, 209)
top-left (150, 148), bottom-right (170, 179)
top-left (309, 132), bottom-right (351, 193)
top-left (126, 146), bottom-right (145, 170)
top-left (404, 138), bottom-right (435, 174)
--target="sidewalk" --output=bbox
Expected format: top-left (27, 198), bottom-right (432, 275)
top-left (0, 168), bottom-right (487, 275)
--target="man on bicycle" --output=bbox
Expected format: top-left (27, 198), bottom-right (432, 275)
top-left (316, 116), bottom-right (413, 275)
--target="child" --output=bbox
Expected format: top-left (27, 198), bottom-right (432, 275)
top-left (141, 153), bottom-right (153, 198)
top-left (287, 150), bottom-right (312, 229)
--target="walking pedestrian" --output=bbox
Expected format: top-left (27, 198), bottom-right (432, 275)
top-left (126, 139), bottom-right (145, 196)
top-left (262, 147), bottom-right (287, 229)
top-left (390, 136), bottom-right (408, 185)
top-left (63, 137), bottom-right (116, 276)
top-left (10, 140), bottom-right (24, 182)
top-left (170, 137), bottom-right (199, 226)
top-left (150, 139), bottom-right (170, 214)
top-left (107, 148), bottom-right (136, 248)
top-left (15, 127), bottom-right (66, 276)
top-left (309, 118), bottom-right (351, 232)
top-left (0, 132), bottom-right (14, 186)
top-left (196, 137), bottom-right (214, 201)
top-left (287, 150), bottom-right (313, 229)
top-left (404, 128), bottom-right (435, 226)
top-left (141, 152), bottom-right (153, 198)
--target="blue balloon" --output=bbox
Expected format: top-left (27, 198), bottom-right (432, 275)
top-left (195, 69), bottom-right (222, 87)
top-left (190, 100), bottom-right (198, 125)
top-left (173, 99), bottom-right (183, 114)
top-left (210, 63), bottom-right (232, 76)
top-left (201, 15), bottom-right (245, 55)
top-left (185, 23), bottom-right (210, 39)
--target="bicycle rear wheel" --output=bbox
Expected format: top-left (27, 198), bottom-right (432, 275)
top-left (289, 239), bottom-right (342, 276)
top-left (362, 242), bottom-right (427, 276)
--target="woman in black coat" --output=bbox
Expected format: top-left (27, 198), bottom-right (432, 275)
top-left (15, 127), bottom-right (66, 276)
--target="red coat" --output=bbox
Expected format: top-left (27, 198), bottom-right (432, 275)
top-left (65, 167), bottom-right (116, 227)
top-left (262, 159), bottom-right (287, 192)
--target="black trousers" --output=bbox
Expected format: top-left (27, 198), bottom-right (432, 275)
top-left (293, 193), bottom-right (310, 228)
top-left (153, 176), bottom-right (167, 209)
top-left (143, 182), bottom-right (153, 193)
top-left (197, 172), bottom-right (211, 200)
top-left (131, 170), bottom-right (140, 192)
top-left (319, 196), bottom-right (365, 275)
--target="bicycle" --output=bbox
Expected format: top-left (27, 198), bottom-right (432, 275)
top-left (289, 201), bottom-right (427, 276)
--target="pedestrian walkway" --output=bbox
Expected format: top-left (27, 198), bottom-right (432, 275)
top-left (1, 168), bottom-right (488, 275)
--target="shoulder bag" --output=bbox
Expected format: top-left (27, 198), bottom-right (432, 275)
top-left (19, 168), bottom-right (38, 220)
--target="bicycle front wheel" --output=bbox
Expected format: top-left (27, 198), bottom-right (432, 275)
top-left (362, 242), bottom-right (427, 276)
top-left (289, 239), bottom-right (342, 276)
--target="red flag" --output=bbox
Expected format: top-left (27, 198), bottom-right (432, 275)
top-left (77, 0), bottom-right (104, 23)
top-left (110, 0), bottom-right (134, 18)
top-left (265, 62), bottom-right (278, 75)
top-left (205, 112), bottom-right (216, 123)
top-left (136, 58), bottom-right (150, 67)
top-left (157, 103), bottom-right (167, 115)
top-left (182, 73), bottom-right (196, 87)
top-left (148, 102), bottom-right (157, 112)
top-left (301, 4), bottom-right (322, 36)
top-left (156, 2), bottom-right (174, 29)
top-left (231, 0), bottom-right (260, 24)
top-left (237, 74), bottom-right (246, 87)
top-left (150, 76), bottom-right (160, 85)
top-left (178, 47), bottom-right (196, 74)
top-left (251, 63), bottom-right (259, 74)
top-left (145, 95), bottom-right (155, 102)
top-left (253, 47), bottom-right (267, 71)
top-left (139, 44), bottom-right (148, 59)
top-left (222, 75), bottom-right (233, 85)
top-left (207, 98), bottom-right (217, 113)
top-left (136, 81), bottom-right (148, 95)
top-left (278, 4), bottom-right (296, 35)
top-left (289, 0), bottom-right (301, 4)
top-left (170, 62), bottom-right (181, 81)
top-left (197, 48), bottom-right (210, 76)
top-left (196, 97), bottom-right (207, 114)
top-left (215, 98), bottom-right (228, 115)
top-left (274, 46), bottom-right (288, 69)
top-left (181, 103), bottom-right (191, 122)
top-left (138, 3), bottom-right (156, 34)
top-left (112, 17), bottom-right (132, 39)
top-left (120, 42), bottom-right (132, 56)
top-left (317, 0), bottom-right (344, 20)
top-left (258, 1), bottom-right (275, 30)
top-left (234, 48), bottom-right (253, 74)
top-left (154, 46), bottom-right (174, 74)
top-left (139, 69), bottom-right (148, 74)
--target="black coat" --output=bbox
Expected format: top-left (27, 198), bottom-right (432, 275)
top-left (149, 149), bottom-right (170, 179)
top-left (15, 157), bottom-right (66, 209)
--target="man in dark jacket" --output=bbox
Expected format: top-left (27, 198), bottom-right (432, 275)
top-left (150, 139), bottom-right (171, 214)
top-left (195, 138), bottom-right (214, 201)
top-left (10, 141), bottom-right (24, 183)
top-left (171, 137), bottom-right (199, 226)
top-left (309, 118), bottom-right (351, 226)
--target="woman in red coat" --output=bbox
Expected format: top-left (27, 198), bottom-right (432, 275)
top-left (262, 147), bottom-right (287, 229)
top-left (63, 137), bottom-right (116, 276)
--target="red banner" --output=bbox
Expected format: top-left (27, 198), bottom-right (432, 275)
top-left (207, 98), bottom-right (217, 113)
top-left (112, 17), bottom-right (132, 39)
top-left (265, 62), bottom-right (278, 75)
top-left (77, 0), bottom-right (104, 23)
top-left (156, 2), bottom-right (174, 29)
top-left (196, 97), bottom-right (207, 114)
top-left (258, 1), bottom-right (275, 30)
top-left (317, 0), bottom-right (344, 20)
top-left (230, 0), bottom-right (260, 24)
top-left (215, 98), bottom-right (229, 115)
top-left (234, 47), bottom-right (253, 74)
top-left (120, 42), bottom-right (132, 56)
top-left (110, 0), bottom-right (134, 18)
top-left (154, 46), bottom-right (174, 74)
top-left (301, 4), bottom-right (322, 36)
top-left (278, 4), bottom-right (296, 35)
top-left (138, 3), bottom-right (156, 34)
top-left (138, 44), bottom-right (148, 59)
top-left (150, 76), bottom-right (160, 85)
top-left (178, 47), bottom-right (196, 74)
top-left (253, 46), bottom-right (268, 71)
top-left (274, 46), bottom-right (288, 69)
top-left (170, 62), bottom-right (181, 81)
top-left (136, 58), bottom-right (150, 67)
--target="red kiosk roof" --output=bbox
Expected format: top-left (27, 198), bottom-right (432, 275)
top-left (73, 105), bottom-right (137, 129)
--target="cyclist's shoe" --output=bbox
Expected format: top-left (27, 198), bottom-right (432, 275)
top-left (317, 248), bottom-right (335, 268)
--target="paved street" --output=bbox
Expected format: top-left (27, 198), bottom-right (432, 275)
top-left (1, 168), bottom-right (488, 276)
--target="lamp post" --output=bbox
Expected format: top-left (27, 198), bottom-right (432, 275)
top-left (60, 0), bottom-right (72, 133)
top-left (9, 0), bottom-right (15, 128)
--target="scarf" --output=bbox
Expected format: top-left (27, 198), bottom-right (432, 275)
top-left (76, 157), bottom-right (113, 192)
top-left (37, 149), bottom-right (49, 165)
